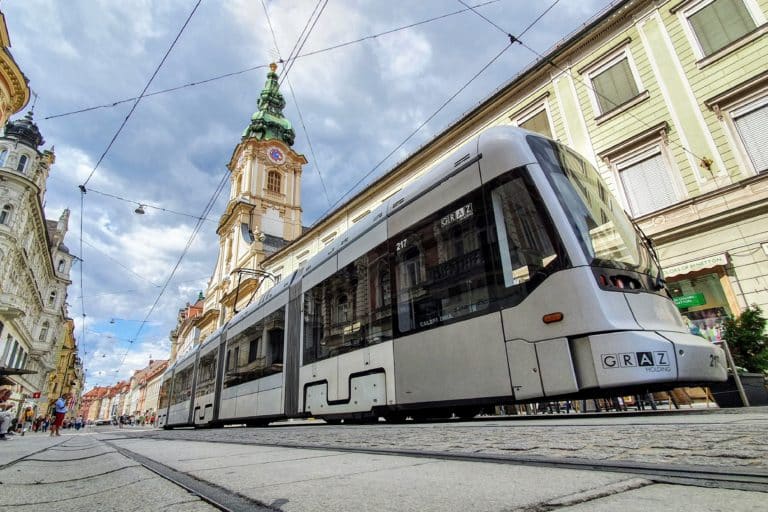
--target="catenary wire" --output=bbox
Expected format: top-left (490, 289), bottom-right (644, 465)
top-left (43, 1), bottom-right (505, 121)
top-left (86, 187), bottom-right (218, 223)
top-left (280, 0), bottom-right (329, 86)
top-left (315, 40), bottom-right (514, 220)
top-left (460, 0), bottom-right (711, 165)
top-left (261, 0), bottom-right (331, 207)
top-left (108, 169), bottom-right (230, 385)
top-left (80, 0), bottom-right (202, 188)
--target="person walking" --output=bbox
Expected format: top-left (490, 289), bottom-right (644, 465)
top-left (50, 393), bottom-right (70, 437)
top-left (22, 406), bottom-right (34, 436)
top-left (0, 388), bottom-right (15, 441)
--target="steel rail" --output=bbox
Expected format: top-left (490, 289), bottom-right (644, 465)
top-left (119, 433), bottom-right (768, 493)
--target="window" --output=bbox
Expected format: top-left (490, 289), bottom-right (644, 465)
top-left (731, 97), bottom-right (768, 173)
top-left (7, 340), bottom-right (18, 367)
top-left (617, 149), bottom-right (679, 217)
top-left (0, 204), bottom-right (12, 225)
top-left (518, 108), bottom-right (552, 138)
top-left (48, 291), bottom-right (57, 307)
top-left (224, 307), bottom-right (285, 389)
top-left (194, 351), bottom-right (218, 398)
top-left (685, 0), bottom-right (758, 57)
top-left (0, 149), bottom-right (7, 166)
top-left (267, 171), bottom-right (281, 193)
top-left (303, 242), bottom-right (392, 364)
top-left (590, 57), bottom-right (640, 114)
top-left (17, 155), bottom-right (28, 173)
top-left (170, 366), bottom-right (193, 405)
top-left (39, 321), bottom-right (50, 343)
top-left (58, 260), bottom-right (66, 272)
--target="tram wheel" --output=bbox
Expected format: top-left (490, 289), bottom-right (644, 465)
top-left (322, 418), bottom-right (343, 425)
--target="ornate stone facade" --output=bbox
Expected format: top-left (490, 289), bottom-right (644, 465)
top-left (0, 111), bottom-right (74, 419)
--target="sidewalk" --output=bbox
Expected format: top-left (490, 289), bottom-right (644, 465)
top-left (2, 430), bottom-right (766, 511)
top-left (0, 431), bottom-right (216, 511)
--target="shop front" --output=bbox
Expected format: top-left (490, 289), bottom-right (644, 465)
top-left (664, 253), bottom-right (741, 342)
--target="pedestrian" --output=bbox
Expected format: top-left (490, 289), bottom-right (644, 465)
top-left (22, 406), bottom-right (34, 436)
top-left (41, 416), bottom-right (50, 432)
top-left (74, 416), bottom-right (83, 431)
top-left (50, 393), bottom-right (70, 437)
top-left (0, 388), bottom-right (15, 441)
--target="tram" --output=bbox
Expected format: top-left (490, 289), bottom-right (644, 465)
top-left (156, 126), bottom-right (727, 429)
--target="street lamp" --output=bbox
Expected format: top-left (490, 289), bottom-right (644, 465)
top-left (134, 204), bottom-right (146, 215)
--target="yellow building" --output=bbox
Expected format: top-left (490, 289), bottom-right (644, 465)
top-left (46, 319), bottom-right (83, 415)
top-left (0, 10), bottom-right (29, 126)
top-left (186, 0), bottom-right (767, 355)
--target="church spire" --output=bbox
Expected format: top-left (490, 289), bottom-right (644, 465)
top-left (242, 63), bottom-right (296, 146)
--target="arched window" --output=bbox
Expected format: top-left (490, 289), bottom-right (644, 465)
top-left (335, 294), bottom-right (349, 324)
top-left (267, 171), bottom-right (281, 193)
top-left (58, 260), bottom-right (66, 272)
top-left (0, 149), bottom-right (7, 166)
top-left (17, 155), bottom-right (28, 173)
top-left (0, 204), bottom-right (12, 225)
top-left (39, 321), bottom-right (50, 343)
top-left (48, 291), bottom-right (57, 307)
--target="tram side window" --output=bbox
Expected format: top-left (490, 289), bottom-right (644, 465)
top-left (224, 307), bottom-right (286, 388)
top-left (487, 170), bottom-right (567, 307)
top-left (393, 189), bottom-right (493, 335)
top-left (170, 366), bottom-right (193, 405)
top-left (303, 242), bottom-right (392, 364)
top-left (195, 351), bottom-right (218, 398)
top-left (158, 378), bottom-right (172, 409)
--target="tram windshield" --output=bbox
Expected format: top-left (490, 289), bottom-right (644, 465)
top-left (528, 136), bottom-right (658, 276)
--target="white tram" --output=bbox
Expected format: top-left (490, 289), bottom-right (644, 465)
top-left (156, 127), bottom-right (727, 428)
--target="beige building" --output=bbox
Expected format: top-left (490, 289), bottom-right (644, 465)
top-left (45, 318), bottom-right (84, 415)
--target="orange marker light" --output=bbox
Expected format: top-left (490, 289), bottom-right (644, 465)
top-left (542, 312), bottom-right (564, 324)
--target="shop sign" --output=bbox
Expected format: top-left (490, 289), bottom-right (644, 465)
top-left (673, 293), bottom-right (706, 308)
top-left (665, 253), bottom-right (728, 278)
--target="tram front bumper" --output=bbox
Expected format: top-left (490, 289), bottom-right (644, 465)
top-left (577, 330), bottom-right (727, 389)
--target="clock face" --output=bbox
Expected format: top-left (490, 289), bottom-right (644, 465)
top-left (267, 147), bottom-right (285, 164)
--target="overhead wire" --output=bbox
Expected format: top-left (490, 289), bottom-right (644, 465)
top-left (43, 1), bottom-right (505, 121)
top-left (279, 0), bottom-right (329, 86)
top-left (87, 187), bottom-right (218, 223)
top-left (315, 41), bottom-right (514, 220)
top-left (459, 0), bottom-right (711, 165)
top-left (261, 0), bottom-right (331, 207)
top-left (79, 0), bottom-right (202, 188)
top-left (108, 168), bottom-right (230, 385)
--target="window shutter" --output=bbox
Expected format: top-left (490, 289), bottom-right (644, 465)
top-left (733, 102), bottom-right (768, 173)
top-left (689, 0), bottom-right (755, 56)
top-left (619, 153), bottom-right (677, 217)
top-left (592, 59), bottom-right (638, 113)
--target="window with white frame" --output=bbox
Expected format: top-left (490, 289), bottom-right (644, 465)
top-left (731, 96), bottom-right (768, 173)
top-left (587, 50), bottom-right (642, 115)
top-left (682, 0), bottom-right (760, 58)
top-left (16, 155), bottom-right (28, 173)
top-left (616, 147), bottom-right (680, 217)
top-left (0, 149), bottom-right (7, 166)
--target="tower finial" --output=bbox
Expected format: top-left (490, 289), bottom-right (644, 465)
top-left (269, 62), bottom-right (277, 73)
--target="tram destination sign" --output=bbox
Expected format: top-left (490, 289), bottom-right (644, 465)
top-left (673, 293), bottom-right (706, 308)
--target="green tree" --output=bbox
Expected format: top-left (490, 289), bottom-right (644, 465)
top-left (723, 305), bottom-right (768, 373)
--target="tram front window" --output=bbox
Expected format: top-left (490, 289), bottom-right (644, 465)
top-left (528, 135), bottom-right (657, 276)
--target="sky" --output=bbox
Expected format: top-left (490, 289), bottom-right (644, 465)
top-left (3, 0), bottom-right (609, 389)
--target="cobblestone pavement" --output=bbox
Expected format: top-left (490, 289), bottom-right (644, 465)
top-left (116, 408), bottom-right (768, 470)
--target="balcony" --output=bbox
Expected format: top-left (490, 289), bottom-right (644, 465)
top-left (0, 292), bottom-right (26, 319)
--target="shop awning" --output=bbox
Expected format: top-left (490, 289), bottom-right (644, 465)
top-left (664, 253), bottom-right (728, 278)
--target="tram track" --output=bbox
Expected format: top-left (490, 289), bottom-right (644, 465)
top-left (110, 433), bottom-right (768, 493)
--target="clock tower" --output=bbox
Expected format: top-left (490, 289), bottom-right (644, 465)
top-left (204, 63), bottom-right (307, 328)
